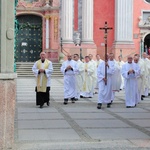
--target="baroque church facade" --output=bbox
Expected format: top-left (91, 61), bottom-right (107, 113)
top-left (16, 0), bottom-right (150, 62)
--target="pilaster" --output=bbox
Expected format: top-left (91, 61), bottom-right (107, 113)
top-left (0, 1), bottom-right (17, 149)
top-left (115, 0), bottom-right (133, 43)
top-left (82, 0), bottom-right (94, 43)
top-left (61, 0), bottom-right (73, 43)
top-left (113, 0), bottom-right (135, 60)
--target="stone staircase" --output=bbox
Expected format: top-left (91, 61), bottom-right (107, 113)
top-left (16, 62), bottom-right (63, 78)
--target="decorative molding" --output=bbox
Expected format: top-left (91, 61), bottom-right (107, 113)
top-left (44, 13), bottom-right (59, 19)
top-left (139, 15), bottom-right (150, 28)
top-left (54, 17), bottom-right (58, 40)
top-left (6, 28), bottom-right (14, 40)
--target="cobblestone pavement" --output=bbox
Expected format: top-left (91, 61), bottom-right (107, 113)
top-left (14, 78), bottom-right (150, 150)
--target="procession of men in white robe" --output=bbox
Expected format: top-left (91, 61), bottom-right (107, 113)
top-left (60, 52), bottom-right (150, 109)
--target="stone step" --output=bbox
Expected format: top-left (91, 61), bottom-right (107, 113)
top-left (16, 62), bottom-right (63, 77)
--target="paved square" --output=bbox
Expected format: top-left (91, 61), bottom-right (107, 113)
top-left (15, 78), bottom-right (150, 149)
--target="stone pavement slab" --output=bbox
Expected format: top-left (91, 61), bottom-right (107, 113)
top-left (14, 78), bottom-right (150, 150)
top-left (84, 128), bottom-right (150, 140)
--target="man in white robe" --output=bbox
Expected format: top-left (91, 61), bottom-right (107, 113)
top-left (73, 54), bottom-right (84, 100)
top-left (108, 53), bottom-right (121, 103)
top-left (89, 54), bottom-right (97, 94)
top-left (97, 57), bottom-right (115, 109)
top-left (32, 52), bottom-right (53, 108)
top-left (95, 54), bottom-right (103, 93)
top-left (80, 56), bottom-right (95, 98)
top-left (121, 56), bottom-right (140, 108)
top-left (133, 55), bottom-right (145, 103)
top-left (117, 55), bottom-right (125, 90)
top-left (96, 54), bottom-right (103, 68)
top-left (141, 52), bottom-right (150, 97)
top-left (61, 54), bottom-right (79, 105)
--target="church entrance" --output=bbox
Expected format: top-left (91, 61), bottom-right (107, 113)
top-left (16, 15), bottom-right (42, 62)
top-left (144, 33), bottom-right (150, 50)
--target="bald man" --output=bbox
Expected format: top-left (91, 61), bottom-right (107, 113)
top-left (61, 54), bottom-right (79, 104)
top-left (121, 56), bottom-right (140, 108)
top-left (32, 52), bottom-right (53, 108)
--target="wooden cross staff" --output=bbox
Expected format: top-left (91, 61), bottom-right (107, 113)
top-left (99, 22), bottom-right (113, 85)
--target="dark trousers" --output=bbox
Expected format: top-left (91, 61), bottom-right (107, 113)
top-left (35, 87), bottom-right (50, 106)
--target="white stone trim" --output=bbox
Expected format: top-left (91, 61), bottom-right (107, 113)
top-left (46, 18), bottom-right (50, 49)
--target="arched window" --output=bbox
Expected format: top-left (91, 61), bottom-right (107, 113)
top-left (145, 0), bottom-right (150, 3)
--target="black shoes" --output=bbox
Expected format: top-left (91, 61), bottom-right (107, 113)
top-left (63, 101), bottom-right (68, 105)
top-left (107, 103), bottom-right (111, 108)
top-left (64, 99), bottom-right (68, 105)
top-left (97, 103), bottom-right (112, 109)
top-left (71, 97), bottom-right (75, 103)
top-left (80, 95), bottom-right (85, 98)
top-left (40, 105), bottom-right (43, 109)
top-left (126, 106), bottom-right (135, 108)
top-left (97, 103), bottom-right (102, 109)
top-left (47, 102), bottom-right (50, 106)
top-left (141, 96), bottom-right (144, 100)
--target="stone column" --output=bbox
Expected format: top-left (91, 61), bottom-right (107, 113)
top-left (82, 0), bottom-right (94, 43)
top-left (45, 16), bottom-right (50, 49)
top-left (61, 0), bottom-right (73, 43)
top-left (115, 0), bottom-right (133, 42)
top-left (0, 0), bottom-right (17, 149)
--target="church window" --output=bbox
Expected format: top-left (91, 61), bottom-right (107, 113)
top-left (145, 0), bottom-right (150, 3)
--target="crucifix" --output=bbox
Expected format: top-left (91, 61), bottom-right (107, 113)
top-left (99, 21), bottom-right (113, 85)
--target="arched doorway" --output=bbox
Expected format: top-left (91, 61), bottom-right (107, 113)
top-left (16, 15), bottom-right (42, 62)
top-left (144, 33), bottom-right (150, 51)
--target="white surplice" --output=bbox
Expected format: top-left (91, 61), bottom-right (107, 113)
top-left (95, 59), bottom-right (103, 89)
top-left (108, 60), bottom-right (121, 101)
top-left (122, 62), bottom-right (140, 107)
top-left (142, 58), bottom-right (150, 96)
top-left (81, 61), bottom-right (95, 97)
top-left (135, 59), bottom-right (145, 104)
top-left (117, 60), bottom-right (125, 90)
top-left (74, 60), bottom-right (84, 99)
top-left (90, 59), bottom-right (97, 93)
top-left (61, 60), bottom-right (79, 99)
top-left (97, 61), bottom-right (115, 104)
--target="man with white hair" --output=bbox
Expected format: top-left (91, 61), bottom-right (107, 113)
top-left (32, 52), bottom-right (53, 108)
top-left (61, 54), bottom-right (79, 105)
top-left (122, 56), bottom-right (140, 108)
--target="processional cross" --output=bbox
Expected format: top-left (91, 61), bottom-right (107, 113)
top-left (99, 22), bottom-right (113, 85)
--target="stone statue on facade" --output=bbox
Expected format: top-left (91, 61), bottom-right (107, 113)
top-left (144, 16), bottom-right (150, 25)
